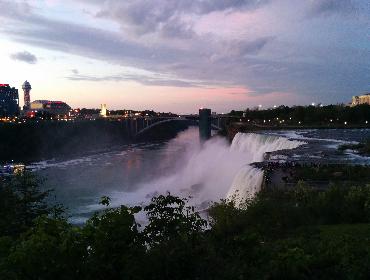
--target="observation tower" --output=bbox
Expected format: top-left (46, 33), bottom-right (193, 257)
top-left (22, 80), bottom-right (32, 110)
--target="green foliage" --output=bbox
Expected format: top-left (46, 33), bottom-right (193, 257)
top-left (3, 199), bottom-right (147, 280)
top-left (238, 103), bottom-right (370, 127)
top-left (3, 184), bottom-right (370, 279)
top-left (82, 197), bottom-right (146, 280)
top-left (296, 164), bottom-right (370, 182)
top-left (0, 169), bottom-right (66, 239)
top-left (143, 193), bottom-right (209, 279)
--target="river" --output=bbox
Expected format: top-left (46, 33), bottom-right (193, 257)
top-left (29, 127), bottom-right (370, 225)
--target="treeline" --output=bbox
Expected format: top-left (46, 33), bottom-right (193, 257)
top-left (0, 120), bottom-right (189, 162)
top-left (230, 103), bottom-right (370, 126)
top-left (1, 172), bottom-right (370, 279)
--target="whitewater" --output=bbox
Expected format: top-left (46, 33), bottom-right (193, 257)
top-left (31, 127), bottom-right (305, 225)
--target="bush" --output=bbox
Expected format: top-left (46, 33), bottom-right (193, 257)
top-left (3, 181), bottom-right (370, 279)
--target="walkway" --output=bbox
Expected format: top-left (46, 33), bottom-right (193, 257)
top-left (263, 162), bottom-right (300, 189)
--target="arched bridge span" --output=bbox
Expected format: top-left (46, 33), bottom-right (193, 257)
top-left (133, 115), bottom-right (225, 138)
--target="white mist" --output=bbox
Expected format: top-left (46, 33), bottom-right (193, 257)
top-left (109, 130), bottom-right (305, 220)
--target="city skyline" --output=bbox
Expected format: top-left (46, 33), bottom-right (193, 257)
top-left (1, 0), bottom-right (369, 114)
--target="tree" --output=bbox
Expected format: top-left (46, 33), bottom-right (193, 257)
top-left (0, 169), bottom-right (66, 239)
top-left (143, 193), bottom-right (209, 279)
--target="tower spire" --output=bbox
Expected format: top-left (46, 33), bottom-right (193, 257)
top-left (22, 80), bottom-right (32, 110)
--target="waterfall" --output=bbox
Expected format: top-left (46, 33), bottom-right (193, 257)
top-left (105, 129), bottom-right (306, 221)
top-left (226, 132), bottom-right (305, 202)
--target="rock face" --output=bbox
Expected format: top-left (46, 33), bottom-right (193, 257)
top-left (226, 123), bottom-right (258, 141)
top-left (227, 126), bottom-right (240, 140)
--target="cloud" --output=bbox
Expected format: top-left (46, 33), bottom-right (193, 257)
top-left (222, 37), bottom-right (273, 57)
top-left (17, 2), bottom-right (31, 15)
top-left (95, 0), bottom-right (271, 36)
top-left (159, 17), bottom-right (196, 39)
top-left (1, 0), bottom-right (369, 107)
top-left (307, 0), bottom-right (358, 17)
top-left (66, 72), bottom-right (201, 88)
top-left (195, 0), bottom-right (271, 14)
top-left (9, 51), bottom-right (37, 64)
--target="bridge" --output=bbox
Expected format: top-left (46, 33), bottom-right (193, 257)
top-left (109, 109), bottom-right (229, 140)
top-left (134, 116), bottom-right (225, 138)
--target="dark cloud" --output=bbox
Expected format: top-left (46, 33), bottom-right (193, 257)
top-left (223, 37), bottom-right (274, 57)
top-left (3, 3), bottom-right (273, 81)
top-left (159, 18), bottom-right (196, 39)
top-left (9, 51), bottom-right (37, 64)
top-left (307, 0), bottom-right (357, 16)
top-left (71, 69), bottom-right (79, 74)
top-left (195, 0), bottom-right (271, 14)
top-left (96, 0), bottom-right (271, 36)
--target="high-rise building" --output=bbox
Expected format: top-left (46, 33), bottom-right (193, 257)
top-left (22, 80), bottom-right (32, 110)
top-left (0, 84), bottom-right (20, 117)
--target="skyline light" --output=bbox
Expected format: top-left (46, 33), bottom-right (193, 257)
top-left (0, 0), bottom-right (369, 114)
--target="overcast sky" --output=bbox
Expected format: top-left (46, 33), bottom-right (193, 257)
top-left (1, 0), bottom-right (369, 114)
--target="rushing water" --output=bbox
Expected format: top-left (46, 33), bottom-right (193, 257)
top-left (29, 127), bottom-right (370, 225)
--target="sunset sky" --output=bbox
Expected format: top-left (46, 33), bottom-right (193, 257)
top-left (1, 0), bottom-right (369, 114)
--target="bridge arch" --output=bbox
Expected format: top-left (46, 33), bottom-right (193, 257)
top-left (134, 118), bottom-right (188, 137)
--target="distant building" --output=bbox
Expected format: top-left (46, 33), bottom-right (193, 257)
top-left (0, 84), bottom-right (20, 117)
top-left (29, 100), bottom-right (71, 117)
top-left (100, 103), bottom-right (107, 117)
top-left (22, 80), bottom-right (32, 110)
top-left (351, 94), bottom-right (370, 107)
